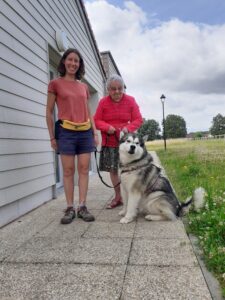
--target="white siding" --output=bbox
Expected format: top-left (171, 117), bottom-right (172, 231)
top-left (0, 0), bottom-right (105, 226)
top-left (0, 187), bottom-right (53, 227)
top-left (0, 153), bottom-right (54, 171)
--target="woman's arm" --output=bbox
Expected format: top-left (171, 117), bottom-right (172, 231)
top-left (87, 102), bottom-right (99, 146)
top-left (126, 99), bottom-right (143, 132)
top-left (46, 92), bottom-right (57, 150)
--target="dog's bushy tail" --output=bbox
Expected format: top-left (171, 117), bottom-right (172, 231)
top-left (179, 187), bottom-right (206, 216)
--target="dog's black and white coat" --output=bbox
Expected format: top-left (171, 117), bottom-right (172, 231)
top-left (118, 133), bottom-right (205, 223)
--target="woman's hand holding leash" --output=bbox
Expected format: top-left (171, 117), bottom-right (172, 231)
top-left (121, 127), bottom-right (128, 134)
top-left (107, 126), bottom-right (116, 134)
top-left (107, 126), bottom-right (128, 138)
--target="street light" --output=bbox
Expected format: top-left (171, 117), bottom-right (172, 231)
top-left (160, 94), bottom-right (166, 151)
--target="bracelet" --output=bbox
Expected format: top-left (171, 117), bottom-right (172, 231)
top-left (50, 137), bottom-right (55, 141)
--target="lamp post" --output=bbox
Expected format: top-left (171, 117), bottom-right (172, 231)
top-left (160, 94), bottom-right (166, 151)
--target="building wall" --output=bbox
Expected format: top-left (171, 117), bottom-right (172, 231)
top-left (100, 51), bottom-right (122, 78)
top-left (0, 0), bottom-right (105, 227)
top-left (100, 51), bottom-right (123, 94)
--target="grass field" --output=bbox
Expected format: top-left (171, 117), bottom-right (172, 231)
top-left (146, 138), bottom-right (225, 296)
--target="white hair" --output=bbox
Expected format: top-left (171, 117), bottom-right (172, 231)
top-left (106, 74), bottom-right (124, 90)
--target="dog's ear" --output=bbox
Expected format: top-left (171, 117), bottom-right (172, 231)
top-left (139, 135), bottom-right (148, 147)
top-left (142, 135), bottom-right (148, 142)
top-left (120, 131), bottom-right (125, 140)
top-left (119, 131), bottom-right (128, 144)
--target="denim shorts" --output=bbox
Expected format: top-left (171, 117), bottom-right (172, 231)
top-left (56, 126), bottom-right (95, 155)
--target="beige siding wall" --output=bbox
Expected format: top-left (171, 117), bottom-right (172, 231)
top-left (0, 0), bottom-right (105, 227)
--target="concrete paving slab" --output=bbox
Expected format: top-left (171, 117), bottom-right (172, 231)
top-left (0, 207), bottom-right (60, 261)
top-left (45, 195), bottom-right (109, 211)
top-left (6, 237), bottom-right (132, 265)
top-left (0, 200), bottom-right (62, 237)
top-left (83, 221), bottom-right (135, 238)
top-left (95, 209), bottom-right (123, 222)
top-left (129, 239), bottom-right (198, 266)
top-left (87, 185), bottom-right (112, 195)
top-left (84, 199), bottom-right (109, 210)
top-left (135, 219), bottom-right (189, 240)
top-left (122, 265), bottom-right (212, 300)
top-left (35, 219), bottom-right (90, 238)
top-left (87, 191), bottom-right (112, 203)
top-left (0, 263), bottom-right (126, 300)
top-left (68, 189), bottom-right (112, 210)
top-left (43, 198), bottom-right (65, 210)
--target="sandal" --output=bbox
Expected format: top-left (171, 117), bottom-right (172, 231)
top-left (106, 198), bottom-right (123, 209)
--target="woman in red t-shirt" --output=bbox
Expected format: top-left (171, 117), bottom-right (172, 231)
top-left (46, 48), bottom-right (98, 224)
top-left (94, 74), bottom-right (143, 208)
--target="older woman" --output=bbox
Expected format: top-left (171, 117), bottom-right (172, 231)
top-left (94, 74), bottom-right (143, 208)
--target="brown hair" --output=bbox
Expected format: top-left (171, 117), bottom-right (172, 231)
top-left (57, 48), bottom-right (85, 80)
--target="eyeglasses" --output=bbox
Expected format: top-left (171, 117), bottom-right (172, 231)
top-left (109, 87), bottom-right (123, 92)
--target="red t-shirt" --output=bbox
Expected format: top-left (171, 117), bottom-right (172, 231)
top-left (48, 77), bottom-right (90, 123)
top-left (94, 94), bottom-right (143, 147)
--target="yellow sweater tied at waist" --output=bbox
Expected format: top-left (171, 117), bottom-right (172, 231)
top-left (60, 119), bottom-right (91, 131)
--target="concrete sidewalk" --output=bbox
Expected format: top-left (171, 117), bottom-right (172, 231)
top-left (0, 155), bottom-right (213, 299)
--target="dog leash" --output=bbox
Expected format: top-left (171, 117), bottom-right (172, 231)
top-left (94, 131), bottom-right (121, 189)
top-left (94, 151), bottom-right (121, 189)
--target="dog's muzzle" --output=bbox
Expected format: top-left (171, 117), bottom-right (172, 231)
top-left (128, 145), bottom-right (136, 154)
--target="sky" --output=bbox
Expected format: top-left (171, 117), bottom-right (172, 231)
top-left (84, 0), bottom-right (225, 133)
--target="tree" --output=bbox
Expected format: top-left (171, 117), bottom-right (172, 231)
top-left (194, 132), bottom-right (203, 138)
top-left (165, 114), bottom-right (187, 138)
top-left (138, 119), bottom-right (161, 141)
top-left (210, 114), bottom-right (225, 136)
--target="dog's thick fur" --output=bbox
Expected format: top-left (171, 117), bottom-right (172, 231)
top-left (119, 133), bottom-right (205, 224)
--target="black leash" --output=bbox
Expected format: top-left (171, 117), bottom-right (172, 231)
top-left (94, 151), bottom-right (121, 188)
top-left (94, 131), bottom-right (121, 189)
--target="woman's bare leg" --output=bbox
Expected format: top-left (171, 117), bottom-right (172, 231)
top-left (77, 153), bottom-right (91, 205)
top-left (106, 171), bottom-right (122, 208)
top-left (110, 170), bottom-right (121, 200)
top-left (60, 155), bottom-right (75, 207)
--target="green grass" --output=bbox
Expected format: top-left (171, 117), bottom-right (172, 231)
top-left (146, 139), bottom-right (225, 296)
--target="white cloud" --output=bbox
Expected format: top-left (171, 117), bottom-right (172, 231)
top-left (85, 0), bottom-right (225, 132)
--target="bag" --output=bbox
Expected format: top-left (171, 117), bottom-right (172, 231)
top-left (60, 119), bottom-right (91, 131)
top-left (54, 119), bottom-right (91, 139)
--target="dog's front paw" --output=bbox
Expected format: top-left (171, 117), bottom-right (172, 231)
top-left (118, 210), bottom-right (126, 216)
top-left (120, 216), bottom-right (134, 224)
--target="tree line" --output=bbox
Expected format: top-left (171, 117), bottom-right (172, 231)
top-left (138, 113), bottom-right (225, 141)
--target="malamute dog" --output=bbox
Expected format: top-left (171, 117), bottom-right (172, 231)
top-left (119, 133), bottom-right (205, 224)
